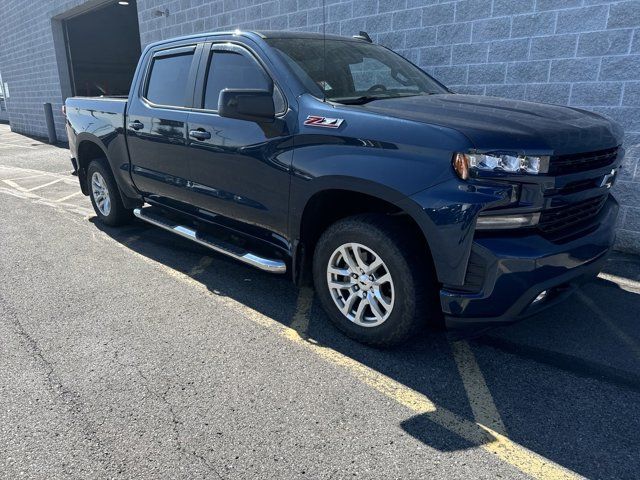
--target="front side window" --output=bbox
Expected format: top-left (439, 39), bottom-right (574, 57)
top-left (203, 50), bottom-right (284, 112)
top-left (145, 51), bottom-right (194, 107)
top-left (266, 38), bottom-right (447, 104)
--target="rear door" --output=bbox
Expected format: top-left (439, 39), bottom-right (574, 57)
top-left (126, 43), bottom-right (202, 207)
top-left (185, 42), bottom-right (294, 244)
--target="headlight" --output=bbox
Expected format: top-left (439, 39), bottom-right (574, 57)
top-left (453, 153), bottom-right (549, 179)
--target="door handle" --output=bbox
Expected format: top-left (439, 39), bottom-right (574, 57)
top-left (129, 120), bottom-right (144, 130)
top-left (189, 129), bottom-right (211, 140)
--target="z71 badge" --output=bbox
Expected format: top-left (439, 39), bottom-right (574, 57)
top-left (304, 115), bottom-right (344, 128)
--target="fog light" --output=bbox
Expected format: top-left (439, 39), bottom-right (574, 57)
top-left (475, 212), bottom-right (540, 230)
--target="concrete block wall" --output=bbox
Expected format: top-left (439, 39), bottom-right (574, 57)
top-left (0, 0), bottom-right (638, 250)
top-left (0, 0), bottom-right (95, 141)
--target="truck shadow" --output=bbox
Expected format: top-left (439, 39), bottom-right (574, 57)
top-left (94, 218), bottom-right (640, 479)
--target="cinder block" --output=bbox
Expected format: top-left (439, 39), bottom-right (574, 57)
top-left (535, 0), bottom-right (581, 11)
top-left (488, 38), bottom-right (530, 62)
top-left (393, 9), bottom-right (422, 30)
top-left (472, 17), bottom-right (511, 41)
top-left (607, 1), bottom-right (640, 29)
top-left (492, 0), bottom-right (534, 17)
top-left (530, 34), bottom-right (577, 59)
top-left (419, 45), bottom-right (452, 66)
top-left (432, 65), bottom-right (468, 85)
top-left (622, 82), bottom-right (640, 106)
top-left (379, 0), bottom-right (406, 14)
top-left (511, 12), bottom-right (556, 38)
top-left (485, 84), bottom-right (527, 99)
top-left (452, 42), bottom-right (489, 64)
top-left (436, 22), bottom-right (472, 45)
top-left (468, 63), bottom-right (507, 84)
top-left (455, 0), bottom-right (491, 22)
top-left (405, 27), bottom-right (437, 48)
top-left (525, 83), bottom-right (571, 104)
top-left (600, 55), bottom-right (640, 81)
top-left (549, 57), bottom-right (600, 82)
top-left (570, 82), bottom-right (623, 106)
top-left (421, 3), bottom-right (454, 26)
top-left (506, 60), bottom-right (550, 83)
top-left (577, 30), bottom-right (634, 57)
top-left (556, 6), bottom-right (608, 33)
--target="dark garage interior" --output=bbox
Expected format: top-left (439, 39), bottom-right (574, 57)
top-left (64, 0), bottom-right (141, 96)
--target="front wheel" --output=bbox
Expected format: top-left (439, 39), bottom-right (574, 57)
top-left (313, 214), bottom-right (439, 347)
top-left (87, 159), bottom-right (132, 226)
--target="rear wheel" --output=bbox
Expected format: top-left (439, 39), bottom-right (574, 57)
top-left (313, 214), bottom-right (439, 347)
top-left (87, 159), bottom-right (132, 226)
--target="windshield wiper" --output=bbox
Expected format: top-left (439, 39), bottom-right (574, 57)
top-left (333, 92), bottom-right (436, 105)
top-left (335, 95), bottom-right (389, 105)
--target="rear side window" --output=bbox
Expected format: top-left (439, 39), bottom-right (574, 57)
top-left (203, 51), bottom-right (284, 112)
top-left (146, 51), bottom-right (194, 107)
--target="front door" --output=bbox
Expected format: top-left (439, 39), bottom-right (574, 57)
top-left (127, 44), bottom-right (201, 207)
top-left (185, 43), bottom-right (295, 246)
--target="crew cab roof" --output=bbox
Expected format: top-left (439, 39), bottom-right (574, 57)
top-left (253, 30), bottom-right (363, 42)
top-left (145, 30), bottom-right (365, 50)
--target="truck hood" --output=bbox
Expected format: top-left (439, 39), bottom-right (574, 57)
top-left (358, 94), bottom-right (622, 155)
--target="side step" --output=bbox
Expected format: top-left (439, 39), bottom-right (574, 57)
top-left (133, 207), bottom-right (287, 274)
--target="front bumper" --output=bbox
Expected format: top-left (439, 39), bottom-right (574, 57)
top-left (442, 195), bottom-right (618, 331)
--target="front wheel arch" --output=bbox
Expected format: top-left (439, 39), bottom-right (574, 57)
top-left (294, 188), bottom-right (437, 287)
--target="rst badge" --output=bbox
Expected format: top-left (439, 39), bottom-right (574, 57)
top-left (304, 115), bottom-right (344, 128)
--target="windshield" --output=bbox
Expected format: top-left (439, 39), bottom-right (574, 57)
top-left (266, 38), bottom-right (448, 104)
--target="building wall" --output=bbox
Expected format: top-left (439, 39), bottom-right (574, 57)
top-left (0, 0), bottom-right (639, 250)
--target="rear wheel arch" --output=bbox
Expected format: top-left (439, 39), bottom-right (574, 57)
top-left (77, 139), bottom-right (108, 194)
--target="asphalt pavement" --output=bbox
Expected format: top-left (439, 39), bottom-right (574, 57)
top-left (1, 124), bottom-right (640, 479)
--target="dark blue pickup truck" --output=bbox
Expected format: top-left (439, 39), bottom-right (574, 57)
top-left (65, 30), bottom-right (623, 346)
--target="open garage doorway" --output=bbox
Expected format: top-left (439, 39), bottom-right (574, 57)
top-left (63, 0), bottom-right (141, 97)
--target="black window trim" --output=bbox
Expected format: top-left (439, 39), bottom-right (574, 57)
top-left (192, 41), bottom-right (288, 117)
top-left (140, 43), bottom-right (202, 111)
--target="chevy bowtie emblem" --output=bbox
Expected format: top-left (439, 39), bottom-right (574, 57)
top-left (599, 169), bottom-right (617, 189)
top-left (304, 115), bottom-right (344, 128)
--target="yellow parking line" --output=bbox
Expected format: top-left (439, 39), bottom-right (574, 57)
top-left (102, 238), bottom-right (579, 480)
top-left (451, 340), bottom-right (507, 435)
top-left (577, 290), bottom-right (640, 362)
top-left (285, 286), bottom-right (314, 340)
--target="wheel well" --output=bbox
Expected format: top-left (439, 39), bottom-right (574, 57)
top-left (297, 189), bottom-right (433, 283)
top-left (77, 141), bottom-right (107, 194)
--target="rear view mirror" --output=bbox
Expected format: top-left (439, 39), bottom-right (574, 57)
top-left (218, 89), bottom-right (275, 123)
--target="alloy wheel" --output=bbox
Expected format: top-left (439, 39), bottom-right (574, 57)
top-left (326, 242), bottom-right (395, 327)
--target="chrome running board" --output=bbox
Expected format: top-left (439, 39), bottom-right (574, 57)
top-left (133, 207), bottom-right (286, 274)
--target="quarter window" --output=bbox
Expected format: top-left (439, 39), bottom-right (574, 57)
top-left (146, 51), bottom-right (194, 107)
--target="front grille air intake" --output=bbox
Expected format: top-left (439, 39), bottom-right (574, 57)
top-left (549, 147), bottom-right (618, 175)
top-left (538, 195), bottom-right (607, 241)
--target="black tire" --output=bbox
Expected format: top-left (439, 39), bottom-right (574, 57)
top-left (313, 214), bottom-right (440, 347)
top-left (87, 159), bottom-right (132, 227)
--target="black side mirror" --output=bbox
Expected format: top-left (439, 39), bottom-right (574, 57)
top-left (218, 89), bottom-right (275, 123)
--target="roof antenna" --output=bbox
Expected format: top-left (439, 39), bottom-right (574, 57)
top-left (322, 0), bottom-right (327, 102)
